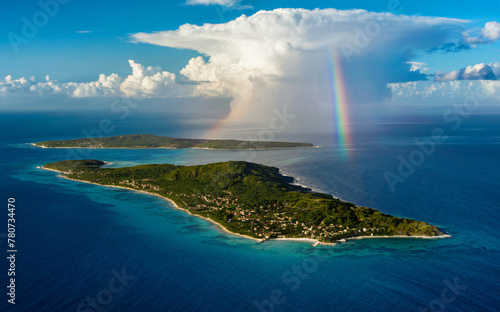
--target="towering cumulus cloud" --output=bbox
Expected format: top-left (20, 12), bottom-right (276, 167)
top-left (2, 9), bottom-right (476, 130)
top-left (131, 8), bottom-right (466, 127)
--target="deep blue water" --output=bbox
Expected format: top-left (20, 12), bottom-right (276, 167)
top-left (0, 112), bottom-right (499, 311)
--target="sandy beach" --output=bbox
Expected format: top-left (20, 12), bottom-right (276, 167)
top-left (344, 234), bottom-right (452, 240)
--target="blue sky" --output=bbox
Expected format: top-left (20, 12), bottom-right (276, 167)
top-left (1, 0), bottom-right (499, 81)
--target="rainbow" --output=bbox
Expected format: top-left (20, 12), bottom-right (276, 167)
top-left (329, 50), bottom-right (352, 159)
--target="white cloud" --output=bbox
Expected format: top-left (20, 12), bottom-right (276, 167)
top-left (0, 75), bottom-right (31, 94)
top-left (0, 60), bottom-right (192, 98)
top-left (408, 61), bottom-right (429, 73)
top-left (389, 80), bottom-right (500, 102)
top-left (435, 63), bottom-right (498, 82)
top-left (489, 62), bottom-right (500, 77)
top-left (180, 56), bottom-right (230, 97)
top-left (76, 30), bottom-right (93, 34)
top-left (392, 62), bottom-right (500, 104)
top-left (463, 21), bottom-right (500, 44)
top-left (481, 21), bottom-right (500, 41)
top-left (119, 60), bottom-right (185, 97)
top-left (71, 73), bottom-right (122, 97)
top-left (186, 0), bottom-right (235, 5)
top-left (184, 0), bottom-right (251, 9)
top-left (434, 71), bottom-right (459, 82)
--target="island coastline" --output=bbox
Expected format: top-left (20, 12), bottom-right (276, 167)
top-left (31, 143), bottom-right (320, 151)
top-left (39, 165), bottom-right (451, 246)
top-left (32, 134), bottom-right (317, 150)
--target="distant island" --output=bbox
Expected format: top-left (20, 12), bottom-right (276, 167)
top-left (42, 160), bottom-right (448, 245)
top-left (34, 134), bottom-right (315, 150)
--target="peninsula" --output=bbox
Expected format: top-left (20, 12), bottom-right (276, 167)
top-left (43, 160), bottom-right (447, 244)
top-left (34, 134), bottom-right (315, 150)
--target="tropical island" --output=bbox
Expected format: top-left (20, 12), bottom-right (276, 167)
top-left (43, 159), bottom-right (448, 245)
top-left (34, 134), bottom-right (315, 150)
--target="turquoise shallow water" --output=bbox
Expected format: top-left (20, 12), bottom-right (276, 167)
top-left (0, 113), bottom-right (499, 311)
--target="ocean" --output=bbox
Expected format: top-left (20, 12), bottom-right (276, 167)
top-left (0, 111), bottom-right (498, 312)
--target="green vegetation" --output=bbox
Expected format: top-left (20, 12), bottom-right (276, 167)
top-left (44, 159), bottom-right (105, 171)
top-left (43, 159), bottom-right (445, 243)
top-left (35, 134), bottom-right (315, 150)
